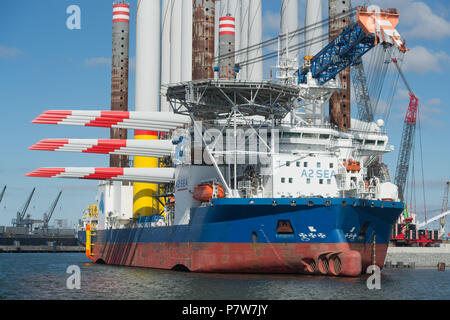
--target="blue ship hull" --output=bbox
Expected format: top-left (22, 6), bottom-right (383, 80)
top-left (80, 197), bottom-right (403, 276)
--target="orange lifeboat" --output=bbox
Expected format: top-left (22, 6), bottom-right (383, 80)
top-left (193, 183), bottom-right (225, 202)
top-left (345, 159), bottom-right (361, 172)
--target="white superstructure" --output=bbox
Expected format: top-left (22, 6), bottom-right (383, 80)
top-left (160, 63), bottom-right (400, 223)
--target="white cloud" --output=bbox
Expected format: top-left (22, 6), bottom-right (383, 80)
top-left (402, 46), bottom-right (450, 74)
top-left (394, 89), bottom-right (410, 100)
top-left (418, 98), bottom-right (444, 126)
top-left (263, 10), bottom-right (280, 34)
top-left (84, 57), bottom-right (111, 67)
top-left (425, 98), bottom-right (442, 106)
top-left (0, 45), bottom-right (23, 59)
top-left (401, 2), bottom-right (450, 40)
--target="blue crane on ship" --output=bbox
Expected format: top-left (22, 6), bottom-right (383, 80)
top-left (297, 6), bottom-right (407, 85)
top-left (296, 6), bottom-right (421, 204)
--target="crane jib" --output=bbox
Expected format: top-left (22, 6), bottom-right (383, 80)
top-left (0, 185), bottom-right (6, 204)
top-left (43, 191), bottom-right (63, 226)
top-left (298, 22), bottom-right (376, 85)
top-left (20, 188), bottom-right (35, 220)
top-left (298, 6), bottom-right (406, 85)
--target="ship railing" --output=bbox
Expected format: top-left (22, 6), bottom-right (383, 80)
top-left (350, 129), bottom-right (387, 136)
top-left (356, 185), bottom-right (378, 198)
top-left (200, 119), bottom-right (386, 137)
top-left (237, 180), bottom-right (255, 198)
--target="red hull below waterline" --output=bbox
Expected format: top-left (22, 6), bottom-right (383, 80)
top-left (89, 241), bottom-right (388, 277)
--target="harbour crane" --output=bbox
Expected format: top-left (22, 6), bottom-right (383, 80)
top-left (440, 181), bottom-right (449, 238)
top-left (13, 187), bottom-right (36, 229)
top-left (417, 181), bottom-right (450, 238)
top-left (392, 58), bottom-right (419, 201)
top-left (0, 185), bottom-right (6, 204)
top-left (42, 190), bottom-right (62, 234)
top-left (416, 210), bottom-right (450, 230)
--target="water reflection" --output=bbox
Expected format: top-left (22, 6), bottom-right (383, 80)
top-left (0, 253), bottom-right (448, 300)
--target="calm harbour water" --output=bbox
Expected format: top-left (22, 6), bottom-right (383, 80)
top-left (0, 253), bottom-right (448, 300)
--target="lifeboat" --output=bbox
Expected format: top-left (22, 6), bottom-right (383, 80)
top-left (344, 159), bottom-right (361, 172)
top-left (193, 183), bottom-right (225, 202)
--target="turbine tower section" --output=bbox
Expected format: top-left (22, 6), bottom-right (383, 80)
top-left (134, 0), bottom-right (161, 218)
top-left (219, 0), bottom-right (240, 78)
top-left (305, 0), bottom-right (323, 57)
top-left (219, 15), bottom-right (236, 80)
top-left (161, 0), bottom-right (172, 112)
top-left (239, 0), bottom-right (250, 80)
top-left (280, 0), bottom-right (299, 62)
top-left (228, 0), bottom-right (241, 68)
top-left (193, 0), bottom-right (215, 80)
top-left (135, 0), bottom-right (160, 111)
top-left (328, 0), bottom-right (352, 131)
top-left (219, 0), bottom-right (228, 17)
top-left (170, 0), bottom-right (182, 83)
top-left (247, 0), bottom-right (262, 81)
top-left (110, 2), bottom-right (130, 168)
top-left (181, 0), bottom-right (193, 82)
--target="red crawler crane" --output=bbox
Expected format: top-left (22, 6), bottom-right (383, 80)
top-left (392, 58), bottom-right (419, 201)
top-left (390, 60), bottom-right (442, 246)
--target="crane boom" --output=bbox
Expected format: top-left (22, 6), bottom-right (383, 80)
top-left (417, 210), bottom-right (450, 229)
top-left (298, 6), bottom-right (406, 85)
top-left (352, 58), bottom-right (374, 122)
top-left (0, 185), bottom-right (6, 204)
top-left (392, 58), bottom-right (419, 201)
top-left (19, 188), bottom-right (35, 220)
top-left (440, 181), bottom-right (449, 237)
top-left (43, 191), bottom-right (62, 228)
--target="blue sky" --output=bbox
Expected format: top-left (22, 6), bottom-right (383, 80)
top-left (0, 0), bottom-right (449, 231)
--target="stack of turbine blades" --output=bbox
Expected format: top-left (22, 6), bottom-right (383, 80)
top-left (32, 110), bottom-right (190, 132)
top-left (29, 139), bottom-right (174, 158)
top-left (26, 167), bottom-right (175, 184)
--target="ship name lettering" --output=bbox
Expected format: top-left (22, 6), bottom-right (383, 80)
top-left (300, 169), bottom-right (335, 179)
top-left (176, 177), bottom-right (189, 189)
